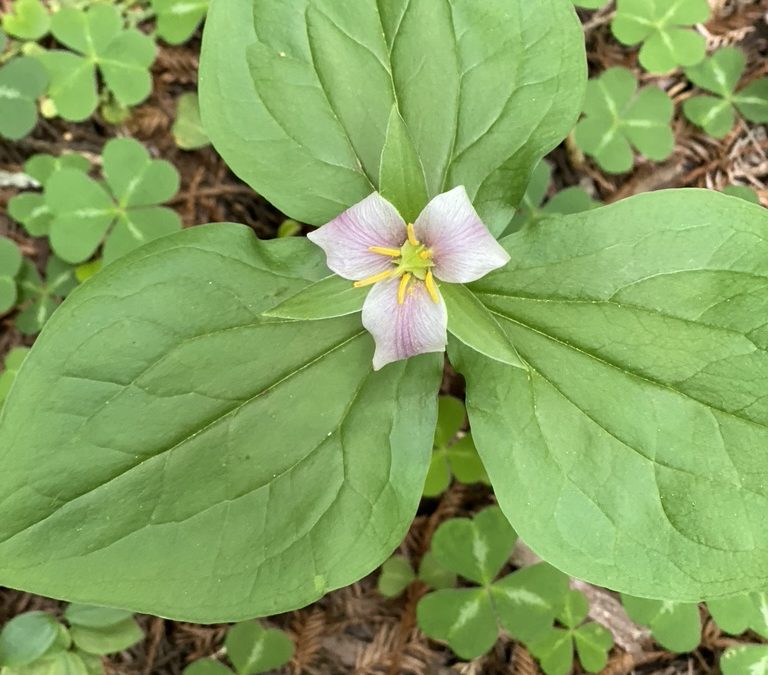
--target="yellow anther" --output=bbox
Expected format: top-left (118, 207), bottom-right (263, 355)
top-left (354, 269), bottom-right (395, 288)
top-left (419, 249), bottom-right (432, 260)
top-left (425, 270), bottom-right (439, 303)
top-left (368, 246), bottom-right (402, 257)
top-left (398, 273), bottom-right (412, 305)
top-left (406, 223), bottom-right (420, 246)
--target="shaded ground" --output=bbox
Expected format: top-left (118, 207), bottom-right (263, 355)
top-left (1, 1), bottom-right (768, 673)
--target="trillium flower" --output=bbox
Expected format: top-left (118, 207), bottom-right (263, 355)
top-left (308, 187), bottom-right (510, 370)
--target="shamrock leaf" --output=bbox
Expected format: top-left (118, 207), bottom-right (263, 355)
top-left (8, 152), bottom-right (91, 237)
top-left (423, 396), bottom-right (488, 497)
top-left (224, 622), bottom-right (294, 675)
top-left (152, 0), bottom-right (208, 45)
top-left (173, 92), bottom-right (210, 150)
top-left (621, 595), bottom-right (700, 652)
top-left (45, 138), bottom-right (181, 264)
top-left (721, 645), bottom-right (768, 675)
top-left (184, 661), bottom-right (233, 675)
top-left (1, 0), bottom-right (50, 40)
top-left (417, 507), bottom-right (569, 659)
top-left (683, 47), bottom-right (768, 138)
top-left (377, 552), bottom-right (456, 598)
top-left (723, 185), bottom-right (760, 204)
top-left (16, 257), bottom-right (77, 336)
top-left (612, 0), bottom-right (710, 73)
top-left (0, 56), bottom-right (47, 140)
top-left (0, 348), bottom-right (30, 407)
top-left (35, 4), bottom-right (156, 122)
top-left (574, 67), bottom-right (674, 173)
top-left (509, 161), bottom-right (601, 232)
top-left (708, 592), bottom-right (768, 638)
top-left (0, 237), bottom-right (22, 314)
top-left (528, 590), bottom-right (613, 675)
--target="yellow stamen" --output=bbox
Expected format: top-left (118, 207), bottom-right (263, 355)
top-left (398, 273), bottom-right (412, 305)
top-left (406, 223), bottom-right (419, 246)
top-left (425, 270), bottom-right (439, 303)
top-left (419, 249), bottom-right (432, 260)
top-left (354, 269), bottom-right (395, 288)
top-left (368, 246), bottom-right (402, 257)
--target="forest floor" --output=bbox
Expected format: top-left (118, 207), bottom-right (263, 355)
top-left (1, 1), bottom-right (767, 673)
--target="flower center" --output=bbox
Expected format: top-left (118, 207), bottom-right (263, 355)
top-left (353, 224), bottom-right (440, 304)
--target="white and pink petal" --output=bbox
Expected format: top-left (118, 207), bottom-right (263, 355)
top-left (362, 278), bottom-right (447, 371)
top-left (307, 193), bottom-right (406, 281)
top-left (413, 186), bottom-right (510, 283)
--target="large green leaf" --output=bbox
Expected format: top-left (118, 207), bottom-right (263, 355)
top-left (0, 224), bottom-right (442, 621)
top-left (450, 189), bottom-right (768, 600)
top-left (199, 0), bottom-right (586, 234)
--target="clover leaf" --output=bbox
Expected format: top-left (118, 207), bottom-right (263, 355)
top-left (528, 590), bottom-right (613, 675)
top-left (574, 67), bottom-right (674, 173)
top-left (683, 47), bottom-right (768, 138)
top-left (377, 552), bottom-right (456, 598)
top-left (612, 0), bottom-right (710, 73)
top-left (423, 396), bottom-right (488, 497)
top-left (9, 152), bottom-right (91, 237)
top-left (723, 185), bottom-right (760, 204)
top-left (417, 507), bottom-right (569, 660)
top-left (721, 645), bottom-right (768, 675)
top-left (621, 595), bottom-right (701, 652)
top-left (0, 237), bottom-right (22, 314)
top-left (1, 0), bottom-right (49, 41)
top-left (0, 55), bottom-right (47, 140)
top-left (225, 622), bottom-right (294, 675)
top-left (0, 347), bottom-right (30, 407)
top-left (173, 92), bottom-right (210, 150)
top-left (509, 161), bottom-right (601, 232)
top-left (16, 257), bottom-right (77, 336)
top-left (152, 0), bottom-right (208, 45)
top-left (45, 138), bottom-right (181, 264)
top-left (707, 592), bottom-right (768, 638)
top-left (35, 4), bottom-right (155, 122)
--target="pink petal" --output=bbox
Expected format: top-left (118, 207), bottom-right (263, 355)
top-left (413, 186), bottom-right (510, 283)
top-left (362, 278), bottom-right (448, 371)
top-left (307, 192), bottom-right (407, 281)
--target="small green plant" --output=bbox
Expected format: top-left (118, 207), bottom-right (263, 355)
top-left (416, 507), bottom-right (569, 660)
top-left (707, 592), bottom-right (768, 638)
top-left (574, 67), bottom-right (674, 173)
top-left (183, 622), bottom-right (294, 675)
top-left (16, 257), bottom-right (77, 336)
top-left (620, 595), bottom-right (701, 652)
top-left (721, 645), bottom-right (768, 675)
top-left (723, 185), bottom-right (760, 204)
top-left (0, 604), bottom-right (143, 674)
top-left (1, 0), bottom-right (49, 41)
top-left (0, 348), bottom-right (30, 407)
top-left (173, 92), bottom-right (210, 150)
top-left (423, 396), bottom-right (488, 497)
top-left (0, 238), bottom-right (22, 315)
top-left (0, 56), bottom-right (47, 140)
top-left (377, 552), bottom-right (456, 598)
top-left (528, 590), bottom-right (614, 675)
top-left (152, 0), bottom-right (209, 45)
top-left (611, 0), bottom-right (709, 73)
top-left (683, 47), bottom-right (768, 138)
top-left (35, 4), bottom-right (156, 122)
top-left (44, 138), bottom-right (181, 264)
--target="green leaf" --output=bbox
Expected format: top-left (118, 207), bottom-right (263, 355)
top-left (25, 153), bottom-right (91, 185)
top-left (35, 51), bottom-right (96, 122)
top-left (434, 396), bottom-right (465, 448)
top-left (16, 257), bottom-right (77, 336)
top-left (2, 0), bottom-right (50, 40)
top-left (0, 237), bottom-right (22, 314)
top-left (721, 646), bottom-right (768, 675)
top-left (559, 589), bottom-right (589, 629)
top-left (152, 0), bottom-right (208, 45)
top-left (199, 0), bottom-right (586, 234)
top-left (263, 275), bottom-right (367, 321)
top-left (574, 67), bottom-right (674, 173)
top-left (621, 596), bottom-right (700, 652)
top-left (707, 593), bottom-right (755, 635)
top-left (442, 284), bottom-right (525, 369)
top-left (451, 189), bottom-right (768, 601)
top-left (224, 622), bottom-right (294, 675)
top-left (0, 612), bottom-right (60, 667)
top-left (573, 623), bottom-right (613, 673)
top-left (377, 556), bottom-right (416, 598)
top-left (183, 661), bottom-right (233, 675)
top-left (173, 93), bottom-right (210, 150)
top-left (0, 56), bottom-right (47, 140)
top-left (64, 606), bottom-right (133, 629)
top-left (612, 0), bottom-right (709, 73)
top-left (723, 185), bottom-right (760, 204)
top-left (0, 226), bottom-right (442, 621)
top-left (417, 551), bottom-right (456, 591)
top-left (69, 618), bottom-right (143, 656)
top-left (378, 106), bottom-right (428, 224)
top-left (528, 628), bottom-right (572, 675)
top-left (574, 0), bottom-right (607, 7)
top-left (431, 507), bottom-right (516, 585)
top-left (733, 79), bottom-right (768, 124)
top-left (0, 348), bottom-right (30, 408)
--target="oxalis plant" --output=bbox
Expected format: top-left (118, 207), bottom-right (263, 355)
top-left (1, 0), bottom-right (768, 624)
